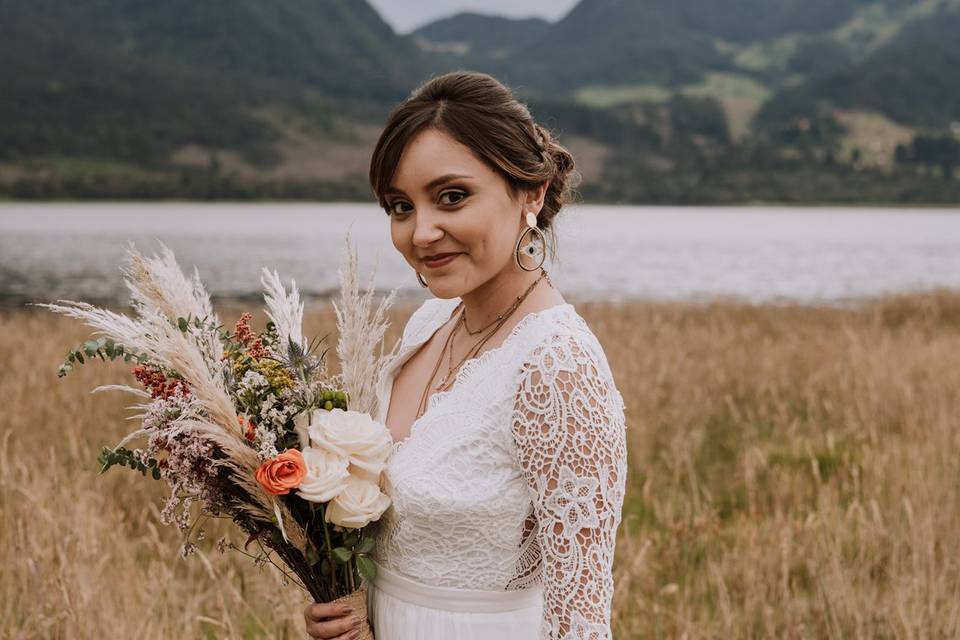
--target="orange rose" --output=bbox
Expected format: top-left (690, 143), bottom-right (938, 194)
top-left (255, 449), bottom-right (307, 496)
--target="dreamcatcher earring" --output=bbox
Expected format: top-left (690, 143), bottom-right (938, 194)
top-left (515, 210), bottom-right (546, 271)
top-left (416, 271), bottom-right (429, 287)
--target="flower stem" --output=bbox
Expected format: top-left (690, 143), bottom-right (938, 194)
top-left (319, 502), bottom-right (338, 597)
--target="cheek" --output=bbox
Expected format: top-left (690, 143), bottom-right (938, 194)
top-left (390, 220), bottom-right (413, 262)
top-left (463, 211), bottom-right (516, 261)
top-left (477, 219), bottom-right (519, 262)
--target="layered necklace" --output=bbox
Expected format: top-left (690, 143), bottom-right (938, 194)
top-left (415, 268), bottom-right (551, 420)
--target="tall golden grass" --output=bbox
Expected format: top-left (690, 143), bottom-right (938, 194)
top-left (3, 291), bottom-right (959, 639)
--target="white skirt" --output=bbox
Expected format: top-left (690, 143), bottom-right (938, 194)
top-left (362, 560), bottom-right (543, 639)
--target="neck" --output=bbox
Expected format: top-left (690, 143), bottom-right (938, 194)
top-left (459, 265), bottom-right (543, 329)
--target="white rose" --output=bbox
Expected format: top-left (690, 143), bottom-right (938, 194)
top-left (307, 408), bottom-right (393, 484)
top-left (324, 474), bottom-right (391, 529)
top-left (293, 411), bottom-right (312, 449)
top-left (296, 446), bottom-right (350, 504)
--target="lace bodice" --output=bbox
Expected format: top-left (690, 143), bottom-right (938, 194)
top-left (369, 296), bottom-right (628, 639)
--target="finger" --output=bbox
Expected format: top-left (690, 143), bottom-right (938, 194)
top-left (304, 602), bottom-right (353, 622)
top-left (331, 626), bottom-right (363, 640)
top-left (305, 614), bottom-right (360, 639)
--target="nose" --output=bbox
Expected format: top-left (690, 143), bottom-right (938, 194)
top-left (411, 207), bottom-right (444, 247)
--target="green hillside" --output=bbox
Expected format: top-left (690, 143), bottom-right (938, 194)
top-left (756, 7), bottom-right (960, 129)
top-left (412, 12), bottom-right (550, 61)
top-left (0, 0), bottom-right (427, 196)
top-left (1, 0), bottom-right (958, 203)
top-left (1, 0), bottom-right (422, 99)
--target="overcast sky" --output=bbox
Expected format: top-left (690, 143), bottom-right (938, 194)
top-left (367, 0), bottom-right (581, 34)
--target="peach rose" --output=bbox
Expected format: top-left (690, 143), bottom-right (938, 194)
top-left (255, 449), bottom-right (307, 496)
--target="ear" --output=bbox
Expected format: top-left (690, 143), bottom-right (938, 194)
top-left (521, 181), bottom-right (548, 217)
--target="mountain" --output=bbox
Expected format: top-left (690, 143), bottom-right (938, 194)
top-left (496, 0), bottom-right (727, 92)
top-left (756, 6), bottom-right (960, 129)
top-left (411, 12), bottom-right (550, 61)
top-left (2, 0), bottom-right (958, 203)
top-left (1, 0), bottom-right (424, 100)
top-left (0, 0), bottom-right (425, 169)
top-left (465, 0), bottom-right (914, 94)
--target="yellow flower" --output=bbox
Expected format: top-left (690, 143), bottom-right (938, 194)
top-left (258, 359), bottom-right (295, 392)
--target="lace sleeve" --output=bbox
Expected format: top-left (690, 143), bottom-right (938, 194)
top-left (511, 332), bottom-right (627, 640)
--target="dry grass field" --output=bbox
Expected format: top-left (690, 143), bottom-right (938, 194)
top-left (3, 290), bottom-right (960, 639)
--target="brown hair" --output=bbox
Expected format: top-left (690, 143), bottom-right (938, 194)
top-left (368, 70), bottom-right (580, 241)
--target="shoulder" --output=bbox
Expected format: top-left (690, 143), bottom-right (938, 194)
top-left (517, 304), bottom-right (611, 376)
top-left (512, 304), bottom-right (625, 413)
top-left (400, 296), bottom-right (460, 346)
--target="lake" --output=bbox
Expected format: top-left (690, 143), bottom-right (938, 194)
top-left (1, 202), bottom-right (958, 306)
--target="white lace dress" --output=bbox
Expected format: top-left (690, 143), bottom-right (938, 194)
top-left (361, 296), bottom-right (628, 640)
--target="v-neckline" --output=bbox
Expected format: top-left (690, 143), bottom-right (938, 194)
top-left (379, 298), bottom-right (573, 452)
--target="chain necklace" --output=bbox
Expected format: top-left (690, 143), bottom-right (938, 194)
top-left (415, 269), bottom-right (550, 419)
top-left (441, 269), bottom-right (547, 388)
top-left (461, 269), bottom-right (553, 335)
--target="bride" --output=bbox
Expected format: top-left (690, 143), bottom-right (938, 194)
top-left (304, 70), bottom-right (627, 640)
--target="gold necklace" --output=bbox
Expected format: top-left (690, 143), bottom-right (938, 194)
top-left (460, 270), bottom-right (548, 336)
top-left (439, 270), bottom-right (546, 388)
top-left (415, 269), bottom-right (549, 419)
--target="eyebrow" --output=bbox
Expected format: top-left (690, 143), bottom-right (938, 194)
top-left (384, 173), bottom-right (473, 196)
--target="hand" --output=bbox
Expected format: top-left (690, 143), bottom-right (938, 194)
top-left (303, 601), bottom-right (364, 639)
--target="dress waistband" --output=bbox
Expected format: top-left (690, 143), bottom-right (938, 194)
top-left (367, 559), bottom-right (542, 613)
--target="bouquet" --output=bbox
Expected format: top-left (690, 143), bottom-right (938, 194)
top-left (33, 238), bottom-right (398, 638)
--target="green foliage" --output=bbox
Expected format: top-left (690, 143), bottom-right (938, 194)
top-left (355, 555), bottom-right (377, 581)
top-left (2, 0), bottom-right (958, 204)
top-left (57, 337), bottom-right (146, 377)
top-left (327, 528), bottom-right (377, 581)
top-left (0, 0), bottom-right (420, 168)
top-left (97, 446), bottom-right (162, 479)
top-left (412, 12), bottom-right (550, 62)
top-left (757, 8), bottom-right (960, 129)
top-left (669, 94), bottom-right (731, 144)
top-left (895, 134), bottom-right (960, 178)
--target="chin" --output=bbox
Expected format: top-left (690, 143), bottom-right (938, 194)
top-left (423, 273), bottom-right (470, 299)
top-left (426, 283), bottom-right (464, 299)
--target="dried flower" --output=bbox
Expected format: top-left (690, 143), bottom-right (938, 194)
top-left (132, 363), bottom-right (190, 399)
top-left (234, 312), bottom-right (256, 347)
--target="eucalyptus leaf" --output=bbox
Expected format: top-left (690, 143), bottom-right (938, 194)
top-left (343, 530), bottom-right (360, 547)
top-left (356, 537), bottom-right (375, 554)
top-left (356, 555), bottom-right (376, 581)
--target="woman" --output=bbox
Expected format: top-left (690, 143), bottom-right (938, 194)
top-left (304, 70), bottom-right (627, 640)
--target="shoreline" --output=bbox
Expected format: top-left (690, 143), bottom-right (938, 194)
top-left (6, 286), bottom-right (960, 315)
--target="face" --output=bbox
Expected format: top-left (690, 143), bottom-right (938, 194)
top-left (383, 127), bottom-right (546, 299)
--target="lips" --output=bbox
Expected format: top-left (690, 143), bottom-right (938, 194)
top-left (421, 252), bottom-right (461, 269)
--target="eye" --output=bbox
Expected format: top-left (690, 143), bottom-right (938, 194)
top-left (386, 200), bottom-right (411, 217)
top-left (439, 190), bottom-right (467, 206)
